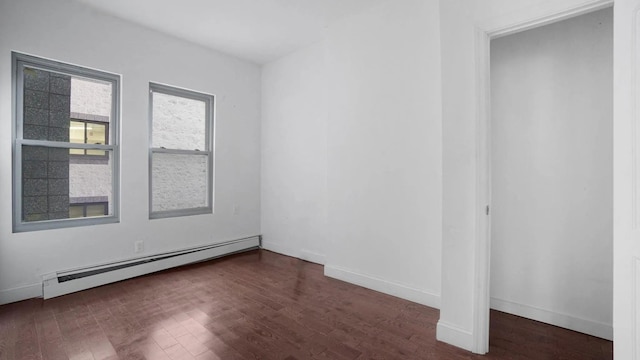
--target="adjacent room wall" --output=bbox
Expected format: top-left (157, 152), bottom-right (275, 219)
top-left (261, 42), bottom-right (328, 264)
top-left (0, 0), bottom-right (261, 304)
top-left (323, 0), bottom-right (443, 307)
top-left (438, 0), bottom-right (613, 352)
top-left (490, 8), bottom-right (613, 339)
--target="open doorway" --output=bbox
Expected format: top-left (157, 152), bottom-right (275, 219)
top-left (488, 5), bottom-right (613, 352)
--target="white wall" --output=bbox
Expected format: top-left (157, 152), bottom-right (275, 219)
top-left (261, 0), bottom-right (443, 308)
top-left (0, 0), bottom-right (261, 304)
top-left (490, 8), bottom-right (613, 339)
top-left (438, 0), bottom-right (614, 353)
top-left (322, 0), bottom-right (442, 307)
top-left (612, 0), bottom-right (640, 358)
top-left (261, 42), bottom-right (328, 264)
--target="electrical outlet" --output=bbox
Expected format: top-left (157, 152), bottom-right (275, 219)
top-left (134, 240), bottom-right (144, 254)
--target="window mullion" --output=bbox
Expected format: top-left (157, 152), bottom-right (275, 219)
top-left (84, 122), bottom-right (88, 155)
top-left (20, 139), bottom-right (114, 150)
top-left (151, 148), bottom-right (210, 156)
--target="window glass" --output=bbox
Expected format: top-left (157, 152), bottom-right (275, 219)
top-left (151, 153), bottom-right (209, 212)
top-left (69, 120), bottom-right (85, 151)
top-left (152, 92), bottom-right (206, 151)
top-left (68, 202), bottom-right (108, 218)
top-left (70, 120), bottom-right (108, 156)
top-left (21, 145), bottom-right (113, 221)
top-left (69, 205), bottom-right (84, 218)
top-left (86, 203), bottom-right (108, 217)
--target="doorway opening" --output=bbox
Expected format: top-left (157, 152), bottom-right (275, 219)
top-left (489, 5), bottom-right (613, 346)
top-left (472, 1), bottom-right (614, 354)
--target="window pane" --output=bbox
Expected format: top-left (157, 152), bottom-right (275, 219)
top-left (69, 205), bottom-right (84, 218)
top-left (85, 149), bottom-right (107, 156)
top-left (70, 120), bottom-right (85, 144)
top-left (70, 121), bottom-right (108, 156)
top-left (22, 145), bottom-right (113, 222)
top-left (86, 204), bottom-right (107, 217)
top-left (152, 153), bottom-right (208, 212)
top-left (23, 68), bottom-right (71, 141)
top-left (86, 122), bottom-right (107, 156)
top-left (23, 70), bottom-right (113, 143)
top-left (87, 123), bottom-right (106, 145)
top-left (152, 92), bottom-right (206, 150)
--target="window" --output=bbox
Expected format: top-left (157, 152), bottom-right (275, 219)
top-left (149, 83), bottom-right (214, 218)
top-left (69, 201), bottom-right (108, 218)
top-left (12, 52), bottom-right (119, 232)
top-left (70, 118), bottom-right (109, 157)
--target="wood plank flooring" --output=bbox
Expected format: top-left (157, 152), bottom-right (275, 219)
top-left (0, 250), bottom-right (612, 359)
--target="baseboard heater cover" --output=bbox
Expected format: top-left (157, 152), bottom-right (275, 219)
top-left (42, 236), bottom-right (261, 299)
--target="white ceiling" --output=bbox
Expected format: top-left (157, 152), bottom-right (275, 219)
top-left (74, 0), bottom-right (385, 64)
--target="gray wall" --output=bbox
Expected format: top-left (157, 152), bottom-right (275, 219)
top-left (22, 69), bottom-right (70, 221)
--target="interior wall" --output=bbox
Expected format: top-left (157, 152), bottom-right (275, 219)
top-left (0, 0), bottom-right (261, 304)
top-left (611, 1), bottom-right (639, 358)
top-left (261, 42), bottom-right (328, 264)
top-left (323, 0), bottom-right (442, 307)
top-left (490, 8), bottom-right (613, 339)
top-left (438, 0), bottom-right (613, 352)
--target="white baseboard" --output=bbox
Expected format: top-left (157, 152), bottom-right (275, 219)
top-left (261, 241), bottom-right (299, 259)
top-left (299, 250), bottom-right (325, 265)
top-left (261, 241), bottom-right (326, 265)
top-left (0, 283), bottom-right (42, 305)
top-left (436, 320), bottom-right (474, 352)
top-left (490, 297), bottom-right (613, 340)
top-left (324, 264), bottom-right (440, 309)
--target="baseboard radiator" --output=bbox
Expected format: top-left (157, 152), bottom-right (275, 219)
top-left (42, 236), bottom-right (261, 299)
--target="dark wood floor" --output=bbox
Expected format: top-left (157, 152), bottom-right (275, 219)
top-left (0, 250), bottom-right (612, 360)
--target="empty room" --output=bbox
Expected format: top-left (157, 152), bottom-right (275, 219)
top-left (0, 0), bottom-right (637, 359)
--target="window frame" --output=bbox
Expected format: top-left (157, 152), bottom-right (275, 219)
top-left (148, 82), bottom-right (214, 219)
top-left (12, 52), bottom-right (120, 232)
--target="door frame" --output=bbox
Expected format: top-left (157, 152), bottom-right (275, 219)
top-left (472, 0), bottom-right (614, 353)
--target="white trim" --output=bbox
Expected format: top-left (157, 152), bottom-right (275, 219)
top-left (490, 298), bottom-right (613, 340)
top-left (436, 320), bottom-right (474, 351)
top-left (630, 7), bottom-right (640, 359)
top-left (0, 283), bottom-right (42, 305)
top-left (633, 7), bottom-right (640, 231)
top-left (479, 0), bottom-right (614, 38)
top-left (472, 0), bottom-right (614, 354)
top-left (324, 264), bottom-right (440, 309)
top-left (472, 25), bottom-right (492, 355)
top-left (634, 257), bottom-right (640, 359)
top-left (613, 3), bottom-right (640, 359)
